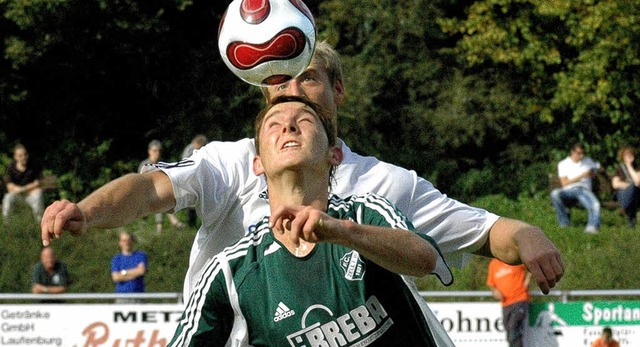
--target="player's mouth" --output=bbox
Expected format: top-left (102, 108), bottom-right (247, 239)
top-left (281, 141), bottom-right (300, 150)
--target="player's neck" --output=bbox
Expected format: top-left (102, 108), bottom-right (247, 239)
top-left (266, 171), bottom-right (329, 208)
top-left (267, 171), bottom-right (329, 258)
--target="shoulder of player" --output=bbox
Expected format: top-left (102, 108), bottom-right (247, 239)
top-left (338, 142), bottom-right (418, 179)
top-left (200, 138), bottom-right (255, 155)
top-left (223, 220), bottom-right (273, 261)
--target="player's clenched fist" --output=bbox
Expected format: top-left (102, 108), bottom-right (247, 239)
top-left (41, 199), bottom-right (87, 246)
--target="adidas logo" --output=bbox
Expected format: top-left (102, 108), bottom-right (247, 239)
top-left (273, 302), bottom-right (295, 322)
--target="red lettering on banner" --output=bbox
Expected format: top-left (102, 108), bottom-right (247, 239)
top-left (82, 322), bottom-right (110, 346)
top-left (80, 322), bottom-right (167, 347)
top-left (148, 330), bottom-right (167, 347)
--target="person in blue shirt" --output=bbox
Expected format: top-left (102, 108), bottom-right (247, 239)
top-left (111, 231), bottom-right (148, 303)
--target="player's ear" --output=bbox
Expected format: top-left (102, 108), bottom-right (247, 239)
top-left (253, 156), bottom-right (265, 176)
top-left (329, 145), bottom-right (343, 166)
top-left (333, 78), bottom-right (345, 104)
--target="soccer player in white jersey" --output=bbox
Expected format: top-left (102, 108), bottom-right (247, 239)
top-left (40, 41), bottom-right (564, 299)
top-left (170, 95), bottom-right (453, 346)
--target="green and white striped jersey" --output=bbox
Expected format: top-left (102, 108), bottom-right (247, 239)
top-left (170, 193), bottom-right (453, 347)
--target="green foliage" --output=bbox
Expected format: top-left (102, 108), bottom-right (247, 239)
top-left (51, 140), bottom-right (137, 201)
top-left (2, 0), bottom-right (639, 201)
top-left (439, 0), bottom-right (640, 158)
top-left (0, 0), bottom-right (259, 200)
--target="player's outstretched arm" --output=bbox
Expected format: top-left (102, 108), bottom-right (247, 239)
top-left (41, 170), bottom-right (175, 246)
top-left (478, 217), bottom-right (564, 294)
top-left (270, 205), bottom-right (438, 277)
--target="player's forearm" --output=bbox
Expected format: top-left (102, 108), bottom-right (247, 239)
top-left (80, 172), bottom-right (172, 229)
top-left (336, 220), bottom-right (437, 277)
top-left (483, 217), bottom-right (526, 264)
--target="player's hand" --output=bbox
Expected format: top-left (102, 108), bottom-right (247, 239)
top-left (269, 205), bottom-right (337, 247)
top-left (41, 199), bottom-right (88, 246)
top-left (518, 230), bottom-right (564, 294)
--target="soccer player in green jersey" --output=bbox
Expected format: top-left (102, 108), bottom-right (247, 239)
top-left (169, 95), bottom-right (455, 346)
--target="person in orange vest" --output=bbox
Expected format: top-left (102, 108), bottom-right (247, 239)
top-left (487, 258), bottom-right (531, 347)
top-left (591, 327), bottom-right (620, 347)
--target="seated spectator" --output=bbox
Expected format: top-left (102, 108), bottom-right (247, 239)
top-left (32, 246), bottom-right (70, 303)
top-left (139, 140), bottom-right (185, 232)
top-left (611, 146), bottom-right (640, 228)
top-left (111, 231), bottom-right (148, 303)
top-left (2, 144), bottom-right (44, 224)
top-left (550, 143), bottom-right (602, 234)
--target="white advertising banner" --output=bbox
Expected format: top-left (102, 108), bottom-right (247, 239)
top-left (1, 301), bottom-right (638, 346)
top-left (0, 304), bottom-right (183, 347)
top-left (429, 301), bottom-right (640, 347)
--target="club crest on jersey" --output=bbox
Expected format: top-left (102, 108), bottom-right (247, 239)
top-left (340, 251), bottom-right (365, 281)
top-left (286, 296), bottom-right (393, 347)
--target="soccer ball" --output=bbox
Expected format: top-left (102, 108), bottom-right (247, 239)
top-left (217, 0), bottom-right (316, 86)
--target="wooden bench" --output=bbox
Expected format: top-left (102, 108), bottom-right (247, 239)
top-left (548, 172), bottom-right (621, 210)
top-left (40, 175), bottom-right (58, 191)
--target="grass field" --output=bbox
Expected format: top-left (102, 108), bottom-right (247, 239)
top-left (1, 193), bottom-right (639, 298)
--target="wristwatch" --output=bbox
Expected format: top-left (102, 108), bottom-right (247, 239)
top-left (121, 270), bottom-right (127, 276)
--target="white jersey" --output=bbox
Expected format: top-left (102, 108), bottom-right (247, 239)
top-left (153, 138), bottom-right (499, 298)
top-left (557, 156), bottom-right (600, 190)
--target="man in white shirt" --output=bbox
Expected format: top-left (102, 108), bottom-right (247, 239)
top-left (40, 41), bottom-right (564, 301)
top-left (550, 143), bottom-right (601, 233)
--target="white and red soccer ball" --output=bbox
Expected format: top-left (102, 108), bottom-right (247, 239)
top-left (217, 0), bottom-right (316, 86)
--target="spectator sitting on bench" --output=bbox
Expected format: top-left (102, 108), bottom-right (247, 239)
top-left (550, 143), bottom-right (601, 234)
top-left (611, 146), bottom-right (640, 228)
top-left (2, 144), bottom-right (44, 224)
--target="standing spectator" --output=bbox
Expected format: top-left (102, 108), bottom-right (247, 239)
top-left (591, 326), bottom-right (620, 347)
top-left (2, 144), bottom-right (44, 224)
top-left (111, 231), bottom-right (148, 303)
top-left (32, 246), bottom-right (70, 303)
top-left (139, 140), bottom-right (184, 232)
top-left (181, 134), bottom-right (208, 227)
top-left (486, 258), bottom-right (531, 347)
top-left (550, 143), bottom-right (602, 234)
top-left (611, 146), bottom-right (640, 228)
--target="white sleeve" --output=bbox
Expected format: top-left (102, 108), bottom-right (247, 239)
top-left (335, 142), bottom-right (499, 268)
top-left (157, 138), bottom-right (256, 218)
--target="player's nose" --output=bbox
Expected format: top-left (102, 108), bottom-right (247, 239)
top-left (285, 80), bottom-right (305, 97)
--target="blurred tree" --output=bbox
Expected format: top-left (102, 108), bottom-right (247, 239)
top-left (439, 0), bottom-right (640, 162)
top-left (0, 0), bottom-right (262, 198)
top-left (317, 0), bottom-right (540, 198)
top-left (1, 0), bottom-right (638, 202)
